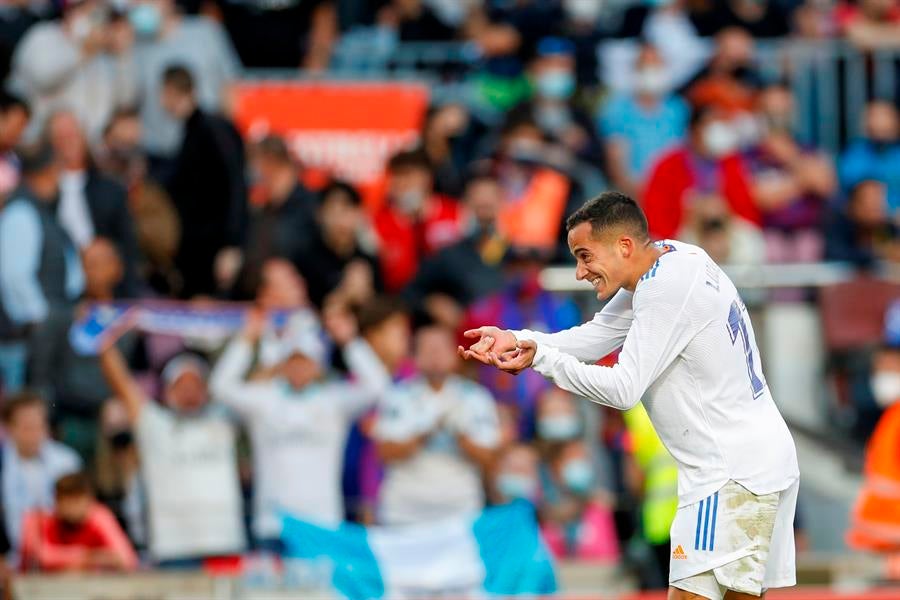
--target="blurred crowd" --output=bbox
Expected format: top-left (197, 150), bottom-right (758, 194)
top-left (0, 0), bottom-right (898, 589)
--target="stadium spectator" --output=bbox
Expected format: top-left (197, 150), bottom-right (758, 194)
top-left (99, 341), bottom-right (246, 566)
top-left (0, 143), bottom-right (83, 398)
top-left (211, 307), bottom-right (388, 549)
top-left (492, 116), bottom-right (571, 254)
top-left (524, 37), bottom-right (602, 165)
top-left (838, 0), bottom-right (900, 50)
top-left (19, 472), bottom-right (138, 572)
top-left (10, 0), bottom-right (137, 144)
top-left (53, 239), bottom-right (137, 466)
top-left (294, 182), bottom-right (382, 308)
top-left (839, 100), bottom-right (900, 215)
top-left (93, 399), bottom-right (144, 549)
top-left (229, 136), bottom-right (315, 300)
top-left (692, 0), bottom-right (791, 38)
top-left (642, 104), bottom-right (760, 240)
top-left (535, 388), bottom-right (582, 444)
top-left (599, 43), bottom-right (690, 200)
top-left (375, 321), bottom-right (499, 525)
top-left (825, 180), bottom-right (900, 265)
top-left (421, 103), bottom-right (471, 198)
top-left (358, 297), bottom-right (412, 378)
top-left (0, 90), bottom-right (29, 200)
top-left (622, 404), bottom-right (679, 589)
top-left (130, 0), bottom-right (241, 159)
top-left (160, 65), bottom-right (247, 298)
top-left (848, 299), bottom-right (900, 551)
top-left (373, 149), bottom-right (463, 292)
top-left (403, 173), bottom-right (507, 324)
top-left (377, 0), bottom-right (456, 42)
top-left (677, 193), bottom-right (766, 266)
top-left (46, 110), bottom-right (141, 296)
top-left (493, 443), bottom-right (541, 505)
top-left (539, 440), bottom-right (619, 562)
top-left (97, 109), bottom-right (181, 296)
top-left (1, 392), bottom-right (82, 554)
top-left (744, 81), bottom-right (836, 263)
top-left (613, 0), bottom-right (707, 89)
top-left (683, 27), bottom-right (762, 113)
top-left (0, 1), bottom-right (44, 84)
top-left (557, 0), bottom-right (605, 86)
top-left (218, 0), bottom-right (337, 69)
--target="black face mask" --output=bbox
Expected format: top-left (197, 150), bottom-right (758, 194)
top-left (700, 218), bottom-right (727, 233)
top-left (108, 430), bottom-right (133, 450)
top-left (869, 139), bottom-right (896, 153)
top-left (58, 516), bottom-right (84, 531)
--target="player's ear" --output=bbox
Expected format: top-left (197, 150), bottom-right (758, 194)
top-left (618, 236), bottom-right (634, 258)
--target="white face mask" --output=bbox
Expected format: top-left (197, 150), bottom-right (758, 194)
top-left (702, 121), bottom-right (740, 158)
top-left (634, 67), bottom-right (669, 96)
top-left (564, 0), bottom-right (604, 23)
top-left (872, 371), bottom-right (900, 408)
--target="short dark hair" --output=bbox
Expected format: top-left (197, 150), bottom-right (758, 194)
top-left (255, 135), bottom-right (293, 165)
top-left (1, 391), bottom-right (45, 424)
top-left (357, 297), bottom-right (408, 335)
top-left (0, 90), bottom-right (29, 118)
top-left (319, 180), bottom-right (361, 207)
top-left (162, 65), bottom-right (195, 95)
top-left (102, 107), bottom-right (140, 139)
top-left (387, 148), bottom-right (431, 174)
top-left (55, 472), bottom-right (93, 499)
top-left (565, 191), bottom-right (649, 241)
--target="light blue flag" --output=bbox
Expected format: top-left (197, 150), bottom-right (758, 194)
top-left (281, 501), bottom-right (557, 600)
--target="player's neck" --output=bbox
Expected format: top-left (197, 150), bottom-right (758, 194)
top-left (625, 243), bottom-right (665, 291)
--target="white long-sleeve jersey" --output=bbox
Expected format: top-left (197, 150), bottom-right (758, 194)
top-left (513, 240), bottom-right (799, 507)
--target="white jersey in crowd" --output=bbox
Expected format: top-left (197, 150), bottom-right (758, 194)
top-left (210, 338), bottom-right (390, 539)
top-left (514, 240), bottom-right (799, 507)
top-left (375, 375), bottom-right (500, 525)
top-left (137, 402), bottom-right (245, 561)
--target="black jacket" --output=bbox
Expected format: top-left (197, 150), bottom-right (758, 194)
top-left (84, 170), bottom-right (142, 297)
top-left (167, 108), bottom-right (248, 297)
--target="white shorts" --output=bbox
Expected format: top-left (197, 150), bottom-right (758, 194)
top-left (669, 479), bottom-right (798, 599)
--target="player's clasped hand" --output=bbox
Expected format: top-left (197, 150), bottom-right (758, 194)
top-left (458, 326), bottom-right (536, 375)
top-left (488, 340), bottom-right (537, 375)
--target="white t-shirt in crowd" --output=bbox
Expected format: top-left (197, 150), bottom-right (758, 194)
top-left (514, 240), bottom-right (799, 507)
top-left (137, 401), bottom-right (245, 561)
top-left (210, 338), bottom-right (390, 540)
top-left (375, 375), bottom-right (500, 526)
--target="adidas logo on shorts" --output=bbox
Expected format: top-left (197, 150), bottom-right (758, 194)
top-left (672, 545), bottom-right (688, 560)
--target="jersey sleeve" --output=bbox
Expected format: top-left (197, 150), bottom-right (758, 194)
top-left (511, 288), bottom-right (633, 363)
top-left (530, 258), bottom-right (704, 410)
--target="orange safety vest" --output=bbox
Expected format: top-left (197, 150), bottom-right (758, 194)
top-left (848, 403), bottom-right (900, 551)
top-left (498, 168), bottom-right (569, 251)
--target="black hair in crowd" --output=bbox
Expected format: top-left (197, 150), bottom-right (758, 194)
top-left (566, 191), bottom-right (650, 241)
top-left (162, 65), bottom-right (195, 95)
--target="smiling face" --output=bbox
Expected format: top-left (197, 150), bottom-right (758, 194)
top-left (568, 222), bottom-right (636, 300)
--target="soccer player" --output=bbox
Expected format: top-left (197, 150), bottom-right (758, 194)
top-left (460, 192), bottom-right (799, 600)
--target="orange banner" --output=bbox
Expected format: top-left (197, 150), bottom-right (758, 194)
top-left (232, 81), bottom-right (430, 187)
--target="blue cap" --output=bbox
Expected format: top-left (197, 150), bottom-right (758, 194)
top-left (884, 299), bottom-right (900, 348)
top-left (536, 37), bottom-right (575, 57)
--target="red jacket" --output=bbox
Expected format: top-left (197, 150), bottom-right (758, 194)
top-left (20, 504), bottom-right (138, 572)
top-left (642, 147), bottom-right (760, 240)
top-left (373, 194), bottom-right (463, 291)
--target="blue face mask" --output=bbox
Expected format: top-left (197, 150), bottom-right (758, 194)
top-left (562, 459), bottom-right (594, 495)
top-left (535, 70), bottom-right (576, 101)
top-left (497, 473), bottom-right (537, 502)
top-left (537, 415), bottom-right (580, 441)
top-left (129, 3), bottom-right (161, 38)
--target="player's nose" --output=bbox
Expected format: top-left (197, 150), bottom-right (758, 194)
top-left (575, 264), bottom-right (588, 281)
